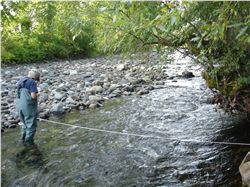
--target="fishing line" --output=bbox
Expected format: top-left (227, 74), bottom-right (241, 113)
top-left (38, 118), bottom-right (250, 147)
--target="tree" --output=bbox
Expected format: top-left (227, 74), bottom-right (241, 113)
top-left (90, 1), bottom-right (250, 114)
top-left (1, 1), bottom-right (95, 63)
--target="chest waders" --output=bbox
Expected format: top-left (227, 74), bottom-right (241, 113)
top-left (16, 80), bottom-right (38, 145)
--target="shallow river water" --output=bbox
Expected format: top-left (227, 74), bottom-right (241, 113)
top-left (2, 53), bottom-right (250, 187)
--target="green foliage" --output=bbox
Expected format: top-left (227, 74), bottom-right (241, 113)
top-left (1, 1), bottom-right (95, 64)
top-left (88, 1), bottom-right (250, 96)
top-left (186, 2), bottom-right (250, 95)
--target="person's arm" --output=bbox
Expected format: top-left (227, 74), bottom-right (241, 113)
top-left (30, 80), bottom-right (39, 99)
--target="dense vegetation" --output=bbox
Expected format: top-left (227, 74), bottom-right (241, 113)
top-left (1, 1), bottom-right (96, 63)
top-left (1, 1), bottom-right (250, 115)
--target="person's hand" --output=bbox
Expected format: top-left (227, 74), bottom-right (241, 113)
top-left (31, 92), bottom-right (38, 99)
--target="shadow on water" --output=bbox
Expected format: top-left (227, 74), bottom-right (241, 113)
top-left (215, 120), bottom-right (250, 145)
top-left (15, 144), bottom-right (44, 169)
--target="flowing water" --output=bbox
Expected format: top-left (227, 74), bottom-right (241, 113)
top-left (2, 53), bottom-right (250, 187)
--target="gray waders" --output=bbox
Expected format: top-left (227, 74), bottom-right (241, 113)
top-left (16, 81), bottom-right (38, 145)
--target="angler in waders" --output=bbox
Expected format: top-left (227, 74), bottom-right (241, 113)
top-left (16, 70), bottom-right (40, 146)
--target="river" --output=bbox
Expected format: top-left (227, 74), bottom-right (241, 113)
top-left (1, 52), bottom-right (250, 187)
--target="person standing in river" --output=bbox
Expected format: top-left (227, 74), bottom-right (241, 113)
top-left (16, 70), bottom-right (40, 146)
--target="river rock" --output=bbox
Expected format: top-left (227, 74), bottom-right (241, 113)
top-left (2, 110), bottom-right (10, 114)
top-left (92, 80), bottom-right (104, 86)
top-left (89, 103), bottom-right (99, 108)
top-left (9, 124), bottom-right (17, 128)
top-left (83, 72), bottom-right (93, 78)
top-left (142, 76), bottom-right (152, 83)
top-left (39, 110), bottom-right (50, 119)
top-left (88, 95), bottom-right (104, 104)
top-left (136, 88), bottom-right (149, 95)
top-left (125, 75), bottom-right (140, 85)
top-left (109, 84), bottom-right (121, 92)
top-left (155, 81), bottom-right (165, 85)
top-left (86, 86), bottom-right (103, 94)
top-left (69, 70), bottom-right (78, 75)
top-left (9, 119), bottom-right (19, 124)
top-left (109, 89), bottom-right (122, 98)
top-left (50, 103), bottom-right (65, 115)
top-left (1, 102), bottom-right (9, 106)
top-left (67, 104), bottom-right (79, 110)
top-left (122, 91), bottom-right (131, 96)
top-left (65, 97), bottom-right (76, 104)
top-left (182, 71), bottom-right (195, 78)
top-left (116, 64), bottom-right (127, 71)
top-left (54, 92), bottom-right (65, 100)
top-left (39, 83), bottom-right (50, 91)
top-left (39, 93), bottom-right (49, 103)
top-left (1, 106), bottom-right (9, 110)
top-left (123, 85), bottom-right (135, 92)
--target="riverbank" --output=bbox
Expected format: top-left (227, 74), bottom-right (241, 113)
top-left (1, 51), bottom-right (204, 131)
